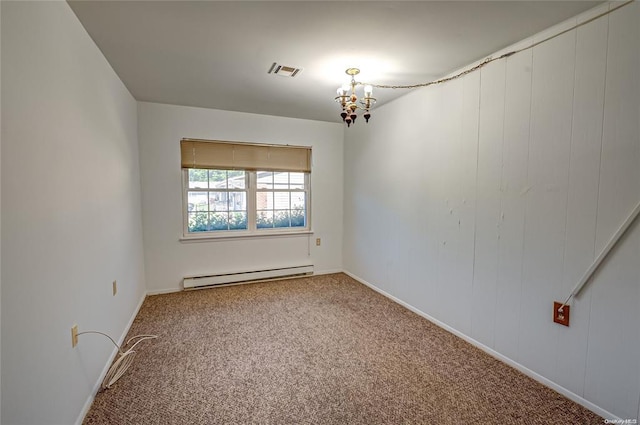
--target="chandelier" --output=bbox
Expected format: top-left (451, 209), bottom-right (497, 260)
top-left (335, 68), bottom-right (376, 127)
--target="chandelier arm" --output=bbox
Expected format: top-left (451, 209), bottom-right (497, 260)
top-left (361, 0), bottom-right (634, 90)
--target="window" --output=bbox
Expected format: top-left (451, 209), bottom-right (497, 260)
top-left (181, 139), bottom-right (311, 237)
top-left (256, 171), bottom-right (307, 229)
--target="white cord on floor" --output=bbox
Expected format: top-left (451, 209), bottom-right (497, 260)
top-left (77, 330), bottom-right (158, 389)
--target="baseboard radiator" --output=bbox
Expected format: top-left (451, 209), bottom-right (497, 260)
top-left (183, 264), bottom-right (314, 290)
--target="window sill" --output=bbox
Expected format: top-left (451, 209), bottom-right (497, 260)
top-left (179, 229), bottom-right (314, 243)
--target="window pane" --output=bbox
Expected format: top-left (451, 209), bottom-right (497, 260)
top-left (273, 210), bottom-right (290, 228)
top-left (209, 192), bottom-right (228, 212)
top-left (229, 192), bottom-right (246, 211)
top-left (274, 192), bottom-right (290, 210)
top-left (257, 211), bottom-right (273, 229)
top-left (257, 192), bottom-right (273, 210)
top-left (188, 192), bottom-right (209, 211)
top-left (291, 208), bottom-right (306, 227)
top-left (229, 212), bottom-right (247, 230)
top-left (227, 171), bottom-right (246, 189)
top-left (256, 171), bottom-right (273, 189)
top-left (291, 192), bottom-right (305, 209)
top-left (209, 212), bottom-right (228, 231)
top-left (188, 169), bottom-right (209, 189)
top-left (209, 170), bottom-right (227, 188)
top-left (188, 212), bottom-right (209, 232)
top-left (290, 172), bottom-right (305, 190)
top-left (273, 172), bottom-right (289, 189)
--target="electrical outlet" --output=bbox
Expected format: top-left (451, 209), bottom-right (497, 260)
top-left (112, 280), bottom-right (117, 296)
top-left (71, 324), bottom-right (78, 348)
top-left (553, 302), bottom-right (570, 327)
top-left (316, 238), bottom-right (321, 246)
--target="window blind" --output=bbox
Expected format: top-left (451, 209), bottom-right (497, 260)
top-left (180, 139), bottom-right (311, 173)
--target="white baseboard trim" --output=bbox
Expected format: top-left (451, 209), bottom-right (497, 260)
top-left (147, 287), bottom-right (182, 296)
top-left (75, 291), bottom-right (148, 425)
top-left (343, 270), bottom-right (621, 422)
top-left (314, 268), bottom-right (343, 275)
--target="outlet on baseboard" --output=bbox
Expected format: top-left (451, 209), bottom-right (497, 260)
top-left (553, 302), bottom-right (570, 327)
top-left (112, 280), bottom-right (117, 296)
top-left (71, 324), bottom-right (78, 348)
top-left (316, 238), bottom-right (321, 246)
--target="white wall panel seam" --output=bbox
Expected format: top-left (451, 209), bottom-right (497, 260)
top-left (561, 27), bottom-right (580, 290)
top-left (556, 27), bottom-right (579, 382)
top-left (469, 71), bottom-right (483, 339)
top-left (493, 60), bottom-right (509, 349)
top-left (516, 46), bottom-right (536, 364)
top-left (512, 47), bottom-right (533, 365)
top-left (582, 10), bottom-right (610, 399)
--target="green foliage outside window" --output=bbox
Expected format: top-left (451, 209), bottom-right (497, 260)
top-left (188, 212), bottom-right (247, 232)
top-left (256, 208), bottom-right (305, 229)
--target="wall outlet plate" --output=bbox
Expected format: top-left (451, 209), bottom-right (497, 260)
top-left (71, 324), bottom-right (78, 347)
top-left (553, 302), bottom-right (570, 327)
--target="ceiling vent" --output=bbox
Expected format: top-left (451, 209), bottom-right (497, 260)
top-left (268, 62), bottom-right (302, 77)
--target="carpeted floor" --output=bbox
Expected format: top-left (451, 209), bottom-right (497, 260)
top-left (83, 273), bottom-right (603, 424)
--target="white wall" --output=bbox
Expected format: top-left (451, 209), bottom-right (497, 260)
top-left (344, 2), bottom-right (640, 420)
top-left (138, 102), bottom-right (344, 293)
top-left (1, 2), bottom-right (146, 424)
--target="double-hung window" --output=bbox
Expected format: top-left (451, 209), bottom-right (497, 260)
top-left (181, 139), bottom-right (311, 237)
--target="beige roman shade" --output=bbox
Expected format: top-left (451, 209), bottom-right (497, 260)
top-left (180, 139), bottom-right (311, 173)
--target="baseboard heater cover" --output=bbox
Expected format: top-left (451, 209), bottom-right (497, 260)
top-left (183, 264), bottom-right (314, 289)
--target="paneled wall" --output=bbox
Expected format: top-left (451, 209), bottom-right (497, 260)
top-left (343, 3), bottom-right (639, 420)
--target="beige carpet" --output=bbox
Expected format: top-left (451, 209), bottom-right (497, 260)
top-left (84, 273), bottom-right (602, 424)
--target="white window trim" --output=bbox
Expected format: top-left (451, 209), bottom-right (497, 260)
top-left (181, 169), bottom-right (311, 240)
top-left (179, 230), bottom-right (314, 243)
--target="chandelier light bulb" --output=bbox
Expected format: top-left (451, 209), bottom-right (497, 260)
top-left (364, 85), bottom-right (373, 97)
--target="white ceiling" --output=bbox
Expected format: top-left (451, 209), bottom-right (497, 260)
top-left (68, 1), bottom-right (602, 124)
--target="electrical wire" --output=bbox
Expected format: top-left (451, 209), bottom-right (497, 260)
top-left (77, 330), bottom-right (158, 389)
top-left (361, 0), bottom-right (635, 91)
